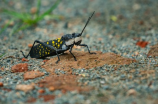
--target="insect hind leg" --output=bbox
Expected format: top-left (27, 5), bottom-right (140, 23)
top-left (21, 40), bottom-right (67, 63)
top-left (20, 40), bottom-right (38, 58)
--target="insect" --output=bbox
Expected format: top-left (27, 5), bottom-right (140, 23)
top-left (21, 11), bottom-right (96, 63)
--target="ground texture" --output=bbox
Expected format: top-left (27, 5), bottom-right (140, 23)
top-left (1, 0), bottom-right (158, 104)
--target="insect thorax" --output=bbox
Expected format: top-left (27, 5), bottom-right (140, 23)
top-left (62, 33), bottom-right (82, 46)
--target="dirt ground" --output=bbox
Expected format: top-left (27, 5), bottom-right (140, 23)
top-left (1, 0), bottom-right (158, 104)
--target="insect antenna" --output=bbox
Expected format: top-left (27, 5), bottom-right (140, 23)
top-left (80, 11), bottom-right (95, 36)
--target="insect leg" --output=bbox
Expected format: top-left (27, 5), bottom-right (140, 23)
top-left (20, 40), bottom-right (38, 58)
top-left (78, 44), bottom-right (96, 54)
top-left (69, 45), bottom-right (77, 61)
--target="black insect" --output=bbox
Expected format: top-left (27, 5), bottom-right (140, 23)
top-left (21, 11), bottom-right (96, 63)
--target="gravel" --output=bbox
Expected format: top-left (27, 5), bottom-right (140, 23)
top-left (1, 0), bottom-right (158, 104)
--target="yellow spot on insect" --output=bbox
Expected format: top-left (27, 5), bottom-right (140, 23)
top-left (58, 39), bottom-right (60, 42)
top-left (52, 41), bottom-right (55, 44)
top-left (47, 42), bottom-right (49, 44)
top-left (58, 44), bottom-right (60, 48)
top-left (56, 43), bottom-right (57, 45)
top-left (45, 52), bottom-right (47, 55)
top-left (60, 41), bottom-right (62, 44)
top-left (48, 52), bottom-right (50, 54)
top-left (111, 15), bottom-right (117, 22)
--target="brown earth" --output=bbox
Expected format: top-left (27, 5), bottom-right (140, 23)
top-left (23, 70), bottom-right (45, 80)
top-left (21, 58), bottom-right (29, 62)
top-left (42, 51), bottom-right (136, 74)
top-left (37, 74), bottom-right (92, 93)
top-left (27, 94), bottom-right (55, 103)
top-left (11, 63), bottom-right (28, 73)
top-left (16, 84), bottom-right (35, 92)
top-left (39, 95), bottom-right (55, 102)
top-left (148, 43), bottom-right (158, 57)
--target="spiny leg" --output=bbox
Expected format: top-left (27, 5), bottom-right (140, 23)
top-left (69, 45), bottom-right (77, 61)
top-left (78, 44), bottom-right (96, 54)
top-left (20, 40), bottom-right (38, 58)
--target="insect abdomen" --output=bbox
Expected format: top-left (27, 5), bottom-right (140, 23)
top-left (30, 44), bottom-right (53, 58)
top-left (30, 38), bottom-right (64, 58)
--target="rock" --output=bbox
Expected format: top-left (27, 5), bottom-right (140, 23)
top-left (127, 89), bottom-right (137, 96)
top-left (139, 20), bottom-right (144, 25)
top-left (136, 41), bottom-right (148, 48)
top-left (48, 86), bottom-right (55, 91)
top-left (11, 63), bottom-right (28, 73)
top-left (38, 89), bottom-right (45, 94)
top-left (23, 70), bottom-right (45, 80)
top-left (0, 82), bottom-right (3, 87)
top-left (134, 51), bottom-right (139, 56)
top-left (30, 7), bottom-right (37, 14)
top-left (21, 58), bottom-right (29, 62)
top-left (16, 84), bottom-right (35, 92)
top-left (28, 44), bottom-right (33, 48)
top-left (79, 73), bottom-right (89, 77)
top-left (43, 60), bottom-right (49, 63)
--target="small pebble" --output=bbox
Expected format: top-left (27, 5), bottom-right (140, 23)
top-left (49, 86), bottom-right (55, 91)
top-left (0, 82), bottom-right (3, 87)
top-left (11, 63), bottom-right (28, 73)
top-left (28, 44), bottom-right (33, 48)
top-left (21, 58), bottom-right (29, 62)
top-left (127, 89), bottom-right (137, 96)
top-left (38, 89), bottom-right (45, 94)
top-left (30, 7), bottom-right (37, 14)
